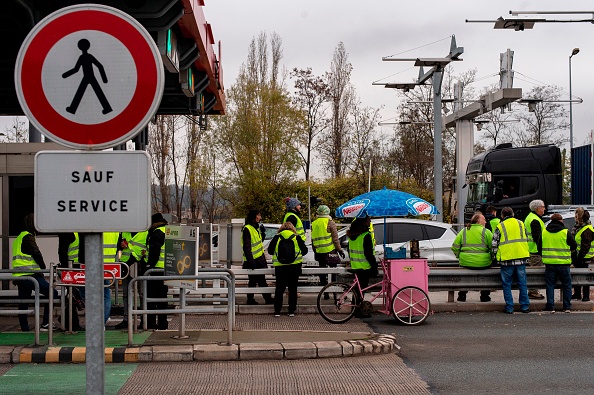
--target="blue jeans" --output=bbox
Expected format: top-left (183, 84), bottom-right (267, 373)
top-left (500, 264), bottom-right (530, 312)
top-left (78, 280), bottom-right (111, 324)
top-left (545, 264), bottom-right (572, 311)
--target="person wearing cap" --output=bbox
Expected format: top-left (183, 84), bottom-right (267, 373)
top-left (145, 212), bottom-right (169, 330)
top-left (570, 207), bottom-right (592, 302)
top-left (492, 207), bottom-right (530, 314)
top-left (451, 212), bottom-right (493, 302)
top-left (542, 213), bottom-right (577, 313)
top-left (283, 197), bottom-right (306, 242)
top-left (242, 209), bottom-right (274, 305)
top-left (524, 199), bottom-right (546, 300)
top-left (311, 205), bottom-right (345, 296)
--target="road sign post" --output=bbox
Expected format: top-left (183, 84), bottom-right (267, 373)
top-left (16, 5), bottom-right (164, 393)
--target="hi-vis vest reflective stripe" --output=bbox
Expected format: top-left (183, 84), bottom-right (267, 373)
top-left (575, 225), bottom-right (594, 258)
top-left (349, 232), bottom-right (371, 270)
top-left (542, 228), bottom-right (572, 264)
top-left (241, 224), bottom-right (264, 260)
top-left (103, 232), bottom-right (119, 263)
top-left (312, 217), bottom-right (333, 254)
top-left (120, 231), bottom-right (148, 262)
top-left (283, 212), bottom-right (306, 242)
top-left (272, 229), bottom-right (303, 266)
top-left (496, 218), bottom-right (530, 261)
top-left (524, 212), bottom-right (545, 254)
top-left (68, 233), bottom-right (79, 263)
top-left (451, 224), bottom-right (492, 268)
top-left (12, 231), bottom-right (41, 276)
top-left (153, 226), bottom-right (166, 268)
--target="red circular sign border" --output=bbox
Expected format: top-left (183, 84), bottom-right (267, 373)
top-left (16, 6), bottom-right (162, 148)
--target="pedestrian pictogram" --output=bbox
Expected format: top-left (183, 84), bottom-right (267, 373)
top-left (62, 38), bottom-right (113, 116)
top-left (14, 4), bottom-right (164, 150)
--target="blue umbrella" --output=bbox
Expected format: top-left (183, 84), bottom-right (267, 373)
top-left (335, 187), bottom-right (438, 218)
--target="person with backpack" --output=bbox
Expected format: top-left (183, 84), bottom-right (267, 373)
top-left (267, 222), bottom-right (308, 317)
top-left (283, 197), bottom-right (306, 242)
top-left (242, 209), bottom-right (274, 305)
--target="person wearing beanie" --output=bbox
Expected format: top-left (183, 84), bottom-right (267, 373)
top-left (283, 197), bottom-right (306, 242)
top-left (145, 212), bottom-right (169, 330)
top-left (542, 213), bottom-right (577, 313)
top-left (492, 207), bottom-right (530, 314)
top-left (241, 209), bottom-right (273, 305)
top-left (311, 205), bottom-right (345, 297)
top-left (571, 207), bottom-right (593, 301)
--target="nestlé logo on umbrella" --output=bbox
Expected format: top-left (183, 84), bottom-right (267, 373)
top-left (340, 199), bottom-right (369, 217)
top-left (406, 198), bottom-right (432, 215)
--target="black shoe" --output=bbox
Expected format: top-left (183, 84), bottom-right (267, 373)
top-left (114, 321), bottom-right (129, 330)
top-left (246, 299), bottom-right (259, 305)
top-left (571, 293), bottom-right (582, 300)
top-left (522, 309), bottom-right (530, 313)
top-left (504, 310), bottom-right (514, 314)
top-left (582, 297), bottom-right (590, 302)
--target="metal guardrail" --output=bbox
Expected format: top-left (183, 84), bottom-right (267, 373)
top-left (129, 269), bottom-right (235, 346)
top-left (0, 273), bottom-right (42, 345)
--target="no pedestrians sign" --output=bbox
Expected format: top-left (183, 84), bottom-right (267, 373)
top-left (14, 4), bottom-right (164, 150)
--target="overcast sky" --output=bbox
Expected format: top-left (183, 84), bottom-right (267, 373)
top-left (204, 0), bottom-right (594, 147)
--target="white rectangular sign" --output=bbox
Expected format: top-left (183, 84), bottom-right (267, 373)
top-left (34, 151), bottom-right (151, 232)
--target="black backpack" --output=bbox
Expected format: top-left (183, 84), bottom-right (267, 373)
top-left (276, 233), bottom-right (298, 264)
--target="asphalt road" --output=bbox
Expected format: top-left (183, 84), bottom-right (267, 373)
top-left (366, 311), bottom-right (594, 395)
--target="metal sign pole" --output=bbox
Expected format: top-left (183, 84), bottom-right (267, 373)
top-left (84, 233), bottom-right (105, 395)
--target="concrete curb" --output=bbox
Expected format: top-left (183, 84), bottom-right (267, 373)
top-left (0, 333), bottom-right (399, 364)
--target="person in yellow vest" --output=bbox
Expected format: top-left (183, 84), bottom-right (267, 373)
top-left (267, 222), bottom-right (308, 317)
top-left (347, 216), bottom-right (378, 294)
top-left (145, 213), bottom-right (169, 330)
top-left (283, 197), bottom-right (306, 242)
top-left (115, 230), bottom-right (148, 329)
top-left (312, 205), bottom-right (346, 297)
top-left (58, 232), bottom-right (84, 331)
top-left (492, 207), bottom-right (531, 314)
top-left (542, 213), bottom-right (577, 313)
top-left (451, 212), bottom-right (493, 302)
top-left (484, 205), bottom-right (500, 233)
top-left (524, 199), bottom-right (546, 300)
top-left (242, 209), bottom-right (273, 305)
top-left (571, 208), bottom-right (593, 302)
top-left (103, 231), bottom-right (119, 326)
top-left (12, 213), bottom-right (58, 332)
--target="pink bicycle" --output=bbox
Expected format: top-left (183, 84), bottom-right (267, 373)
top-left (316, 257), bottom-right (431, 325)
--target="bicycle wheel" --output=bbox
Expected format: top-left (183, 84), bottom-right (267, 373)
top-left (391, 286), bottom-right (430, 325)
top-left (317, 282), bottom-right (359, 324)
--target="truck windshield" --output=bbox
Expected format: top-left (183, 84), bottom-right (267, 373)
top-left (467, 182), bottom-right (490, 203)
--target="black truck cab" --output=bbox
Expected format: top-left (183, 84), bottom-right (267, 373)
top-left (464, 143), bottom-right (563, 222)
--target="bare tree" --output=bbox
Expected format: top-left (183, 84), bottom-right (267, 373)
top-left (504, 85), bottom-right (569, 147)
top-left (148, 116), bottom-right (172, 213)
top-left (319, 42), bottom-right (353, 178)
top-left (346, 101), bottom-right (381, 188)
top-left (290, 67), bottom-right (329, 181)
top-left (2, 117), bottom-right (28, 142)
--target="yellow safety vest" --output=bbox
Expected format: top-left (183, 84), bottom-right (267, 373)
top-left (575, 225), bottom-right (594, 259)
top-left (524, 212), bottom-right (545, 254)
top-left (241, 224), bottom-right (264, 260)
top-left (312, 217), bottom-right (334, 254)
top-left (542, 229), bottom-right (572, 265)
top-left (120, 231), bottom-right (148, 262)
top-left (12, 231), bottom-right (41, 276)
top-left (68, 232), bottom-right (79, 263)
top-left (496, 218), bottom-right (530, 261)
top-left (103, 232), bottom-right (119, 263)
top-left (149, 226), bottom-right (166, 269)
top-left (283, 212), bottom-right (306, 242)
top-left (272, 229), bottom-right (303, 266)
top-left (451, 224), bottom-right (492, 268)
top-left (349, 232), bottom-right (371, 270)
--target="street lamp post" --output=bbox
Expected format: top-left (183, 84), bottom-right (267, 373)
top-left (569, 47), bottom-right (579, 151)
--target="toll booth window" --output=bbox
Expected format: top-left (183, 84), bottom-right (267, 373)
top-left (9, 176), bottom-right (34, 235)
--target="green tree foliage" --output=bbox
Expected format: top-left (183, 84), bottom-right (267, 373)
top-left (213, 32), bottom-right (304, 219)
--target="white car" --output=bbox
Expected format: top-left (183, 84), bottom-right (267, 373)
top-left (263, 218), bottom-right (458, 264)
top-left (543, 207), bottom-right (594, 229)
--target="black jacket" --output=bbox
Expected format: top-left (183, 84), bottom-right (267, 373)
top-left (544, 220), bottom-right (577, 255)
